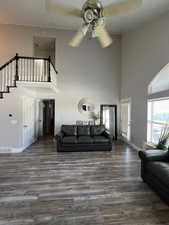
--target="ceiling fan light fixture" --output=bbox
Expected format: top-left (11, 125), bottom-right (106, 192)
top-left (69, 31), bottom-right (84, 47)
top-left (69, 24), bottom-right (90, 47)
top-left (95, 25), bottom-right (113, 48)
top-left (46, 0), bottom-right (142, 48)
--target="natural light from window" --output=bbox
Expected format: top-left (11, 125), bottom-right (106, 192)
top-left (147, 98), bottom-right (169, 144)
top-left (103, 108), bottom-right (110, 130)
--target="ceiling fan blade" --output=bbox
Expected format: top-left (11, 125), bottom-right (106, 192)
top-left (46, 0), bottom-right (81, 17)
top-left (103, 0), bottom-right (141, 17)
top-left (69, 25), bottom-right (90, 47)
top-left (95, 25), bottom-right (113, 48)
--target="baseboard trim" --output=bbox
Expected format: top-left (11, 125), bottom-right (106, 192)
top-left (0, 147), bottom-right (25, 154)
top-left (129, 142), bottom-right (142, 151)
top-left (120, 137), bottom-right (142, 151)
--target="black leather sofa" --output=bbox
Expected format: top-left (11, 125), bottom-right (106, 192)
top-left (56, 125), bottom-right (112, 152)
top-left (139, 149), bottom-right (169, 205)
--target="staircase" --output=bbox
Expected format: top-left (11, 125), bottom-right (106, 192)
top-left (0, 54), bottom-right (58, 99)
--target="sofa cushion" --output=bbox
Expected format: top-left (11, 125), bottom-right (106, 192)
top-left (94, 136), bottom-right (110, 144)
top-left (91, 125), bottom-right (105, 136)
top-left (147, 161), bottom-right (169, 187)
top-left (78, 126), bottom-right (90, 136)
top-left (78, 136), bottom-right (93, 144)
top-left (62, 136), bottom-right (77, 144)
top-left (61, 125), bottom-right (77, 136)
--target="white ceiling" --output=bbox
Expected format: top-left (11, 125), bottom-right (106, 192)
top-left (0, 0), bottom-right (169, 33)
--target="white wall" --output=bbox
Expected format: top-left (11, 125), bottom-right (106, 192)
top-left (0, 87), bottom-right (37, 152)
top-left (0, 24), bottom-right (121, 150)
top-left (0, 89), bottom-right (22, 151)
top-left (121, 11), bottom-right (169, 148)
top-left (53, 31), bottom-right (121, 132)
top-left (0, 25), bottom-right (33, 64)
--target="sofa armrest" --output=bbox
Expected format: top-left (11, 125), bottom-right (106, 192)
top-left (103, 131), bottom-right (112, 144)
top-left (139, 150), bottom-right (169, 162)
top-left (56, 132), bottom-right (64, 142)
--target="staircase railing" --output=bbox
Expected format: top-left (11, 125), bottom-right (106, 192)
top-left (0, 54), bottom-right (58, 98)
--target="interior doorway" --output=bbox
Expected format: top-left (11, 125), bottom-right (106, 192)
top-left (33, 36), bottom-right (56, 65)
top-left (43, 100), bottom-right (55, 137)
top-left (36, 99), bottom-right (55, 138)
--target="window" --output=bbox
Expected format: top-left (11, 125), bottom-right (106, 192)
top-left (147, 98), bottom-right (169, 144)
top-left (120, 99), bottom-right (131, 141)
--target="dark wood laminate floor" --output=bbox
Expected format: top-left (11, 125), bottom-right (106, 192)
top-left (0, 138), bottom-right (169, 225)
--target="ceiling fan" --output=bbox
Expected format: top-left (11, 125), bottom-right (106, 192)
top-left (46, 0), bottom-right (141, 48)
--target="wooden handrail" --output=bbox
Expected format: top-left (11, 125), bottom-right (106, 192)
top-left (18, 56), bottom-right (49, 61)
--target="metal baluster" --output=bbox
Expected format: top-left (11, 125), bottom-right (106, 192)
top-left (7, 66), bottom-right (9, 90)
top-left (25, 59), bottom-right (27, 81)
top-left (2, 70), bottom-right (4, 91)
top-left (14, 60), bottom-right (16, 84)
top-left (1, 70), bottom-right (3, 91)
top-left (38, 60), bottom-right (41, 82)
top-left (45, 60), bottom-right (47, 82)
top-left (36, 60), bottom-right (38, 82)
top-left (40, 60), bottom-right (42, 82)
top-left (29, 59), bottom-right (31, 82)
top-left (4, 68), bottom-right (7, 92)
top-left (24, 59), bottom-right (25, 81)
top-left (45, 60), bottom-right (46, 82)
top-left (11, 61), bottom-right (13, 86)
top-left (42, 61), bottom-right (44, 82)
top-left (9, 64), bottom-right (11, 87)
top-left (48, 57), bottom-right (51, 82)
top-left (5, 68), bottom-right (7, 91)
top-left (27, 59), bottom-right (28, 81)
top-left (37, 60), bottom-right (39, 82)
top-left (26, 59), bottom-right (28, 81)
top-left (0, 71), bottom-right (2, 91)
top-left (42, 60), bottom-right (44, 82)
top-left (15, 53), bottom-right (19, 81)
top-left (22, 59), bottom-right (24, 81)
top-left (2, 69), bottom-right (5, 91)
top-left (39, 60), bottom-right (41, 82)
top-left (34, 60), bottom-right (35, 81)
top-left (1, 70), bottom-right (2, 91)
top-left (24, 59), bottom-right (26, 81)
top-left (30, 59), bottom-right (32, 82)
top-left (32, 59), bottom-right (35, 81)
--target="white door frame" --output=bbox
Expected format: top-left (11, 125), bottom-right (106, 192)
top-left (120, 98), bottom-right (132, 142)
top-left (22, 96), bottom-right (36, 150)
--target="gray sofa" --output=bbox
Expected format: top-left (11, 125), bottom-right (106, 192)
top-left (139, 149), bottom-right (169, 205)
top-left (56, 125), bottom-right (112, 152)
